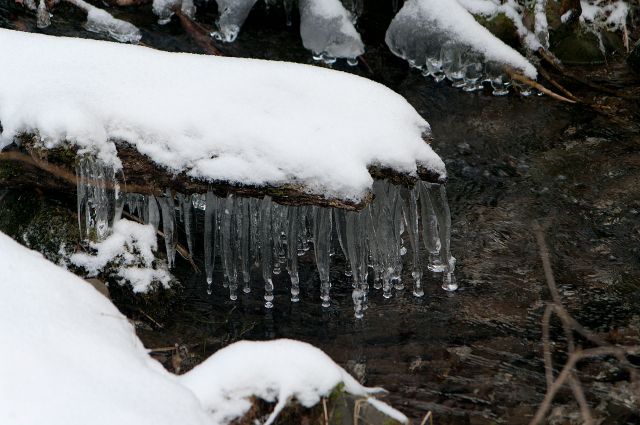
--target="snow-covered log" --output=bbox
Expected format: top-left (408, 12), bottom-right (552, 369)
top-left (0, 29), bottom-right (445, 207)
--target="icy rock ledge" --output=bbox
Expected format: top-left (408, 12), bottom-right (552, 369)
top-left (0, 231), bottom-right (406, 425)
top-left (0, 29), bottom-right (444, 204)
top-left (74, 154), bottom-right (457, 318)
top-left (386, 0), bottom-right (538, 96)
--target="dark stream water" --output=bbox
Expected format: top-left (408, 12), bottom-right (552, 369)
top-left (1, 1), bottom-right (640, 424)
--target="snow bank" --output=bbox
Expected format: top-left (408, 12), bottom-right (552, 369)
top-left (0, 29), bottom-right (444, 202)
top-left (70, 219), bottom-right (172, 292)
top-left (387, 0), bottom-right (537, 78)
top-left (0, 232), bottom-right (211, 425)
top-left (181, 339), bottom-right (406, 425)
top-left (0, 231), bottom-right (406, 424)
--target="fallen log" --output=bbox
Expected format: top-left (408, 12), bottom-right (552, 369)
top-left (1, 134), bottom-right (443, 211)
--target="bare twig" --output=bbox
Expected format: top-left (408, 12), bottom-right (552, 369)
top-left (173, 8), bottom-right (225, 56)
top-left (508, 71), bottom-right (578, 104)
top-left (537, 65), bottom-right (581, 102)
top-left (322, 397), bottom-right (329, 425)
top-left (419, 411), bottom-right (433, 425)
top-left (531, 225), bottom-right (640, 425)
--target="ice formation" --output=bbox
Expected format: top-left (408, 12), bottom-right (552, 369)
top-left (73, 154), bottom-right (456, 318)
top-left (299, 0), bottom-right (364, 65)
top-left (0, 29), bottom-right (444, 202)
top-left (27, 0), bottom-right (141, 43)
top-left (151, 0), bottom-right (365, 63)
top-left (0, 231), bottom-right (405, 424)
top-left (386, 0), bottom-right (537, 96)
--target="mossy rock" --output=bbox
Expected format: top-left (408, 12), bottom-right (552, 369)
top-left (551, 30), bottom-right (605, 65)
top-left (0, 190), bottom-right (79, 264)
top-left (476, 13), bottom-right (520, 48)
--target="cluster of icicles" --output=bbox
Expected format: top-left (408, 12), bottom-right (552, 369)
top-left (76, 157), bottom-right (456, 319)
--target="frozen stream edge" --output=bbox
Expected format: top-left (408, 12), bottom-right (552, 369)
top-left (77, 157), bottom-right (457, 318)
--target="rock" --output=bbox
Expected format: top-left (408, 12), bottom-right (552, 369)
top-left (551, 30), bottom-right (605, 65)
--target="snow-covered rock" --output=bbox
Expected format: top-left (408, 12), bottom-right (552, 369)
top-left (0, 230), bottom-right (407, 424)
top-left (0, 29), bottom-right (444, 202)
top-left (386, 0), bottom-right (537, 79)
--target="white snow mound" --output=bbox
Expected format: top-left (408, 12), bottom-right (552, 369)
top-left (0, 231), bottom-right (407, 424)
top-left (0, 29), bottom-right (444, 202)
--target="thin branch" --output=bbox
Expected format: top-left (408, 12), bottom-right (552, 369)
top-left (508, 71), bottom-right (577, 104)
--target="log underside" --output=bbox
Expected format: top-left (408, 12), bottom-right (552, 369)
top-left (0, 134), bottom-right (444, 211)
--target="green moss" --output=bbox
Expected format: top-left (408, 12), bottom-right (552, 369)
top-left (0, 190), bottom-right (79, 264)
top-left (475, 13), bottom-right (520, 48)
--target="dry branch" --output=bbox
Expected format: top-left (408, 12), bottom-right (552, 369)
top-left (530, 225), bottom-right (640, 425)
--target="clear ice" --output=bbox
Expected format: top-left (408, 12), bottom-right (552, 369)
top-left (299, 0), bottom-right (365, 64)
top-left (76, 158), bottom-right (456, 318)
top-left (212, 0), bottom-right (259, 42)
top-left (385, 0), bottom-right (514, 96)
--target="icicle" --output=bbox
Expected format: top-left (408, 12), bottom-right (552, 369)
top-left (159, 191), bottom-right (176, 269)
top-left (261, 197), bottom-right (275, 308)
top-left (333, 209), bottom-right (352, 279)
top-left (345, 210), bottom-right (368, 318)
top-left (76, 156), bottom-right (119, 241)
top-left (401, 185), bottom-right (423, 297)
top-left (313, 207), bottom-right (332, 308)
top-left (389, 184), bottom-right (404, 291)
top-left (287, 207), bottom-right (301, 302)
top-left (212, 0), bottom-right (259, 42)
top-left (271, 204), bottom-right (287, 275)
top-left (237, 197), bottom-right (252, 294)
top-left (36, 0), bottom-right (51, 28)
top-left (424, 182), bottom-right (457, 291)
top-left (178, 194), bottom-right (195, 258)
top-left (221, 194), bottom-right (239, 300)
top-left (418, 182), bottom-right (444, 272)
top-left (204, 191), bottom-right (218, 294)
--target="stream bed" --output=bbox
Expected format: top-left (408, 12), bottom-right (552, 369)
top-left (1, 1), bottom-right (639, 424)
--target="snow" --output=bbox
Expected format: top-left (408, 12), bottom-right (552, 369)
top-left (0, 231), bottom-right (211, 425)
top-left (561, 10), bottom-right (574, 24)
top-left (70, 219), bottom-right (172, 293)
top-left (0, 29), bottom-right (444, 202)
top-left (386, 0), bottom-right (537, 78)
top-left (181, 339), bottom-right (406, 424)
top-left (0, 231), bottom-right (407, 424)
top-left (580, 0), bottom-right (630, 32)
top-left (457, 0), bottom-right (545, 53)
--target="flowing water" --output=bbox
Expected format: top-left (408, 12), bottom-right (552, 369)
top-left (1, 1), bottom-right (639, 423)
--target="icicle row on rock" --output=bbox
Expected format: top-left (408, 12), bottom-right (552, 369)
top-left (76, 157), bottom-right (456, 318)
